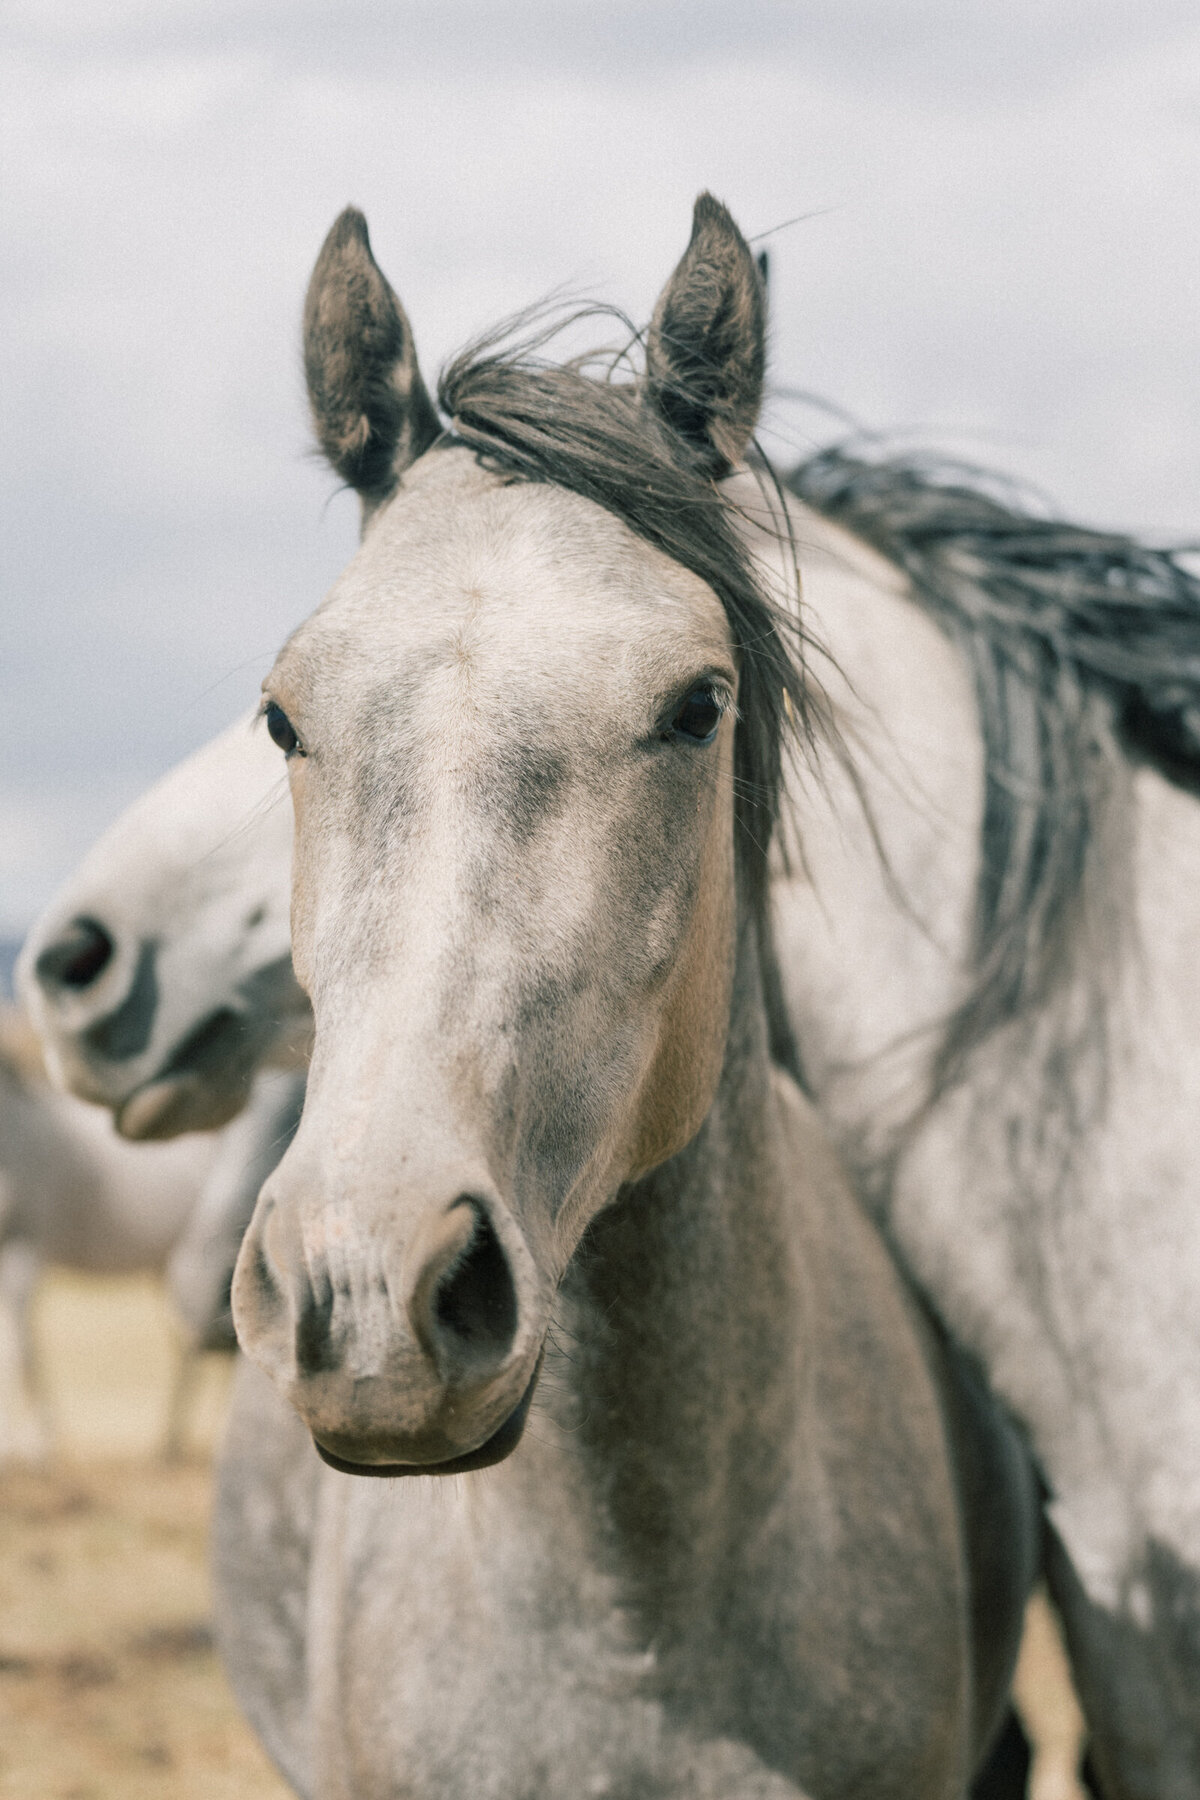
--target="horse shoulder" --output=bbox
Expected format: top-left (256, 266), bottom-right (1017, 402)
top-left (769, 1074), bottom-right (976, 1788)
top-left (773, 1073), bottom-right (959, 1507)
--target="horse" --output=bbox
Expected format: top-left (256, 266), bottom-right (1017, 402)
top-left (18, 710), bottom-right (309, 1140)
top-left (210, 193), bottom-right (1039, 1799)
top-left (20, 193), bottom-right (1200, 1795)
top-left (0, 1010), bottom-right (215, 1456)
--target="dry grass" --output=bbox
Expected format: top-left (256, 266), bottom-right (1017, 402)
top-left (0, 1272), bottom-right (289, 1800)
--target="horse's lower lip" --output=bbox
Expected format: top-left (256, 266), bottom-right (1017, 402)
top-left (311, 1355), bottom-right (543, 1479)
top-left (115, 1073), bottom-right (246, 1140)
top-left (115, 1077), bottom-right (194, 1140)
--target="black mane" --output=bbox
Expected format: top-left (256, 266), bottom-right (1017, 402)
top-left (787, 446), bottom-right (1200, 1079)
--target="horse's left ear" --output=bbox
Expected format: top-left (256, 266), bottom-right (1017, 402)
top-left (303, 207), bottom-right (441, 505)
top-left (645, 194), bottom-right (766, 477)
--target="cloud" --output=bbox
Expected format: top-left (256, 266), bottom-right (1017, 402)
top-left (2, 2), bottom-right (1199, 930)
top-left (9, 0), bottom-right (1197, 96)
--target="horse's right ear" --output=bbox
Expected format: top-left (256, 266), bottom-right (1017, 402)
top-left (303, 208), bottom-right (440, 504)
top-left (644, 194), bottom-right (766, 478)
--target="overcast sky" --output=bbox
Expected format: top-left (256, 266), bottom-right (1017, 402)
top-left (3, 0), bottom-right (1199, 933)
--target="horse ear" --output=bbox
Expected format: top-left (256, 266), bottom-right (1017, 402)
top-left (644, 194), bottom-right (766, 477)
top-left (303, 208), bottom-right (440, 503)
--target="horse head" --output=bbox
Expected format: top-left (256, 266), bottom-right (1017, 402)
top-left (232, 195), bottom-right (795, 1476)
top-left (18, 717), bottom-right (310, 1139)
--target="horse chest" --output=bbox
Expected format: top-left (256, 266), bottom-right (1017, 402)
top-left (301, 1447), bottom-right (963, 1800)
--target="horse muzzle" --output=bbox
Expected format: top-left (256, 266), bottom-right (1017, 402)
top-left (311, 1350), bottom-right (544, 1478)
top-left (232, 1181), bottom-right (548, 1475)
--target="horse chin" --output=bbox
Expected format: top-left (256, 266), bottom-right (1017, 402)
top-left (115, 1005), bottom-right (267, 1139)
top-left (116, 1075), bottom-right (246, 1141)
top-left (310, 1356), bottom-right (543, 1480)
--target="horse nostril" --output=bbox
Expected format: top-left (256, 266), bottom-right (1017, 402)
top-left (35, 917), bottom-right (116, 992)
top-left (436, 1207), bottom-right (517, 1362)
top-left (409, 1200), bottom-right (519, 1378)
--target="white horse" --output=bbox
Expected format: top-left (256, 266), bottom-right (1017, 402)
top-left (21, 194), bottom-right (1200, 1796)
top-left (19, 712), bottom-right (309, 1140)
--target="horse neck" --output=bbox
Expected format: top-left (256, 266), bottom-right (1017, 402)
top-left (751, 489), bottom-right (985, 1196)
top-left (548, 895), bottom-right (804, 1610)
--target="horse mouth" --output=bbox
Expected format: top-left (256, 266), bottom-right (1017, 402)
top-left (116, 1073), bottom-right (246, 1140)
top-left (311, 1356), bottom-right (543, 1480)
top-left (115, 1008), bottom-right (256, 1139)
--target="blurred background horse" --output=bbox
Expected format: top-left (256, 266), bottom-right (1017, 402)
top-left (0, 1006), bottom-right (300, 1458)
top-left (0, 1008), bottom-right (210, 1457)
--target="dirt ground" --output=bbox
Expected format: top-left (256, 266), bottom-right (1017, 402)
top-left (0, 1270), bottom-right (1090, 1800)
top-left (0, 1272), bottom-right (289, 1800)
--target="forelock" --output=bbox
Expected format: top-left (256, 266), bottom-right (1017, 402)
top-left (435, 312), bottom-right (815, 902)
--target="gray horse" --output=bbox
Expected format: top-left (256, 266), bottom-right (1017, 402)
top-left (217, 195), bottom-right (1038, 1800)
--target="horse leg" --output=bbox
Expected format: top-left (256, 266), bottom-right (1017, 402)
top-left (932, 1323), bottom-right (1041, 1787)
top-left (161, 1337), bottom-right (202, 1462)
top-left (970, 1711), bottom-right (1031, 1800)
top-left (0, 1238), bottom-right (49, 1459)
top-left (1044, 1522), bottom-right (1200, 1799)
top-left (971, 1590), bottom-right (1099, 1800)
top-left (1012, 1590), bottom-right (1094, 1800)
top-left (212, 1355), bottom-right (320, 1799)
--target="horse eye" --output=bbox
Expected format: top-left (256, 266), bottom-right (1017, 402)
top-left (670, 686), bottom-right (723, 745)
top-left (264, 701), bottom-right (301, 756)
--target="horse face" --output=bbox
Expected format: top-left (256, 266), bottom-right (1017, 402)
top-left (18, 717), bottom-right (310, 1139)
top-left (233, 450), bottom-right (740, 1474)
